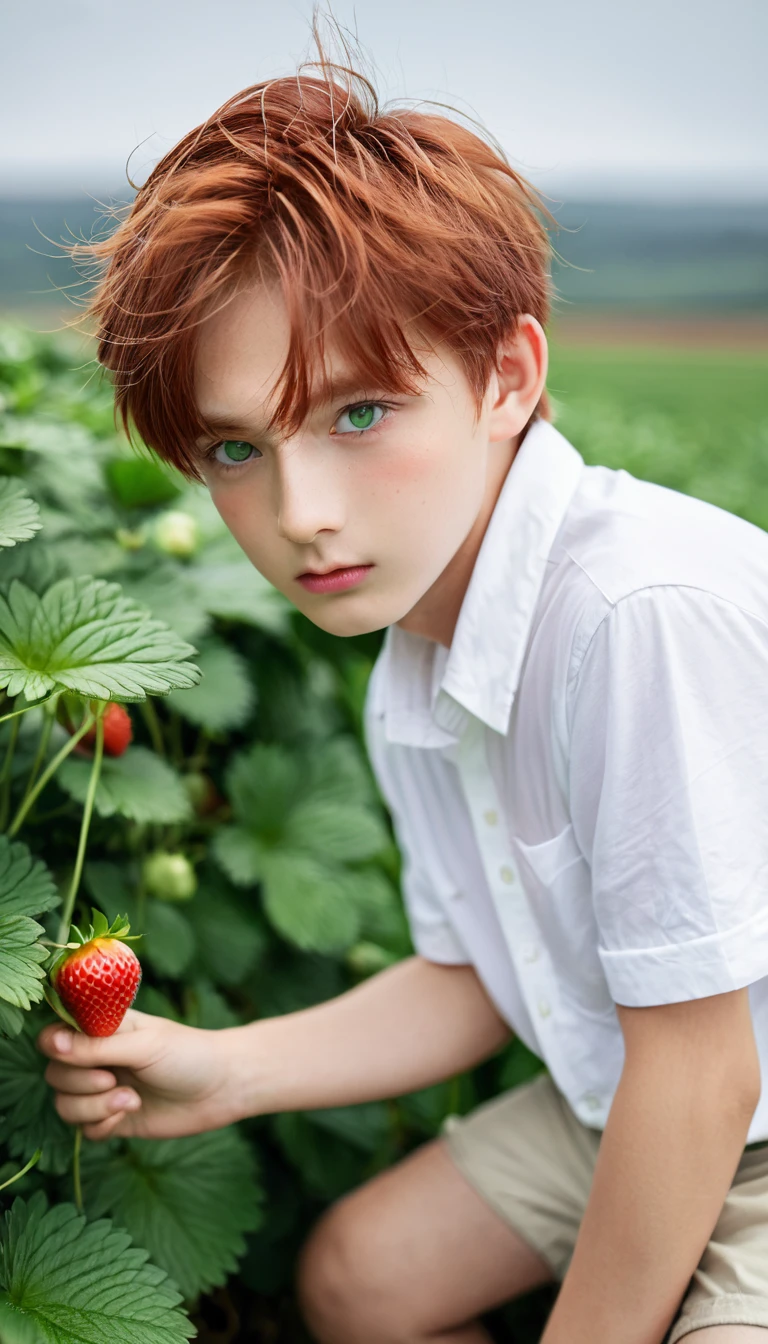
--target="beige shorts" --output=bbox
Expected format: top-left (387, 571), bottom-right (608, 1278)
top-left (441, 1070), bottom-right (768, 1344)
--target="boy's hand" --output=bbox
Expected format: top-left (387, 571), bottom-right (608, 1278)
top-left (36, 1008), bottom-right (237, 1142)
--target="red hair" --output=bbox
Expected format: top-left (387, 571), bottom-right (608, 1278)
top-left (70, 29), bottom-right (554, 482)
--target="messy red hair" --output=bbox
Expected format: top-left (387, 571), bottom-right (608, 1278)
top-left (70, 27), bottom-right (553, 483)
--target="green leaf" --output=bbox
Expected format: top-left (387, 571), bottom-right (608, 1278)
top-left (0, 918), bottom-right (49, 1011)
top-left (166, 638), bottom-right (256, 733)
top-left (105, 456), bottom-right (183, 509)
top-left (0, 836), bottom-right (59, 919)
top-left (284, 797), bottom-right (389, 863)
top-left (185, 878), bottom-right (268, 986)
top-left (260, 850), bottom-right (361, 953)
top-left (188, 548), bottom-right (291, 635)
top-left (0, 1002), bottom-right (24, 1038)
top-left (0, 576), bottom-right (201, 702)
top-left (0, 480), bottom-right (42, 549)
top-left (80, 1129), bottom-right (264, 1301)
top-left (209, 825), bottom-right (266, 887)
top-left (0, 1296), bottom-right (45, 1343)
top-left (305, 735), bottom-right (378, 808)
top-left (116, 565), bottom-right (210, 644)
top-left (224, 743), bottom-right (302, 833)
top-left (0, 1025), bottom-right (75, 1174)
top-left (272, 1112), bottom-right (374, 1201)
top-left (142, 903), bottom-right (195, 979)
top-left (58, 747), bottom-right (193, 824)
top-left (0, 1191), bottom-right (195, 1341)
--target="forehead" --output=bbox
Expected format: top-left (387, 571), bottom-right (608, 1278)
top-left (192, 276), bottom-right (466, 434)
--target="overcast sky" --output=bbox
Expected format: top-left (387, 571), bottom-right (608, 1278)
top-left (2, 0), bottom-right (766, 198)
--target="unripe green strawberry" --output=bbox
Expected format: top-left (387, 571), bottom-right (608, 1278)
top-left (344, 941), bottom-right (400, 978)
top-left (153, 509), bottom-right (199, 558)
top-left (48, 909), bottom-right (142, 1037)
top-left (143, 851), bottom-right (197, 902)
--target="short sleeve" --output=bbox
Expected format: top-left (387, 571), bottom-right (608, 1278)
top-left (363, 664), bottom-right (469, 965)
top-left (568, 586), bottom-right (768, 1007)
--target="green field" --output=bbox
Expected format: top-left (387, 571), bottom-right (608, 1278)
top-left (548, 342), bottom-right (768, 532)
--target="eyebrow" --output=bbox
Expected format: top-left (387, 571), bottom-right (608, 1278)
top-left (198, 374), bottom-right (400, 440)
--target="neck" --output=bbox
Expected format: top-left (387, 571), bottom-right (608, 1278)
top-left (396, 432), bottom-right (521, 649)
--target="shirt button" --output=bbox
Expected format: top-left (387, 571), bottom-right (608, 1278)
top-left (483, 809), bottom-right (498, 826)
top-left (499, 865), bottom-right (515, 885)
top-left (538, 998), bottom-right (551, 1018)
top-left (523, 944), bottom-right (540, 963)
top-left (583, 1093), bottom-right (601, 1111)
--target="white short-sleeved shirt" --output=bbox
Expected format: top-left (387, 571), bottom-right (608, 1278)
top-left (363, 417), bottom-right (768, 1139)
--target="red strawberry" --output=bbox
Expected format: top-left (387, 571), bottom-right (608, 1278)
top-left (59, 697), bottom-right (134, 758)
top-left (48, 909), bottom-right (142, 1036)
top-left (79, 702), bottom-right (133, 757)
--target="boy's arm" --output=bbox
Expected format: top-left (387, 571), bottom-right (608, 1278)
top-left (223, 954), bottom-right (512, 1119)
top-left (540, 986), bottom-right (761, 1344)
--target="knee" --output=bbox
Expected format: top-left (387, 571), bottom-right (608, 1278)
top-left (296, 1200), bottom-right (397, 1344)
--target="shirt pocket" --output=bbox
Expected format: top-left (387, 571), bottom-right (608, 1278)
top-left (513, 822), bottom-right (614, 1017)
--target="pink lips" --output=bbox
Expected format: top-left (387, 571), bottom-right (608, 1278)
top-left (297, 565), bottom-right (373, 594)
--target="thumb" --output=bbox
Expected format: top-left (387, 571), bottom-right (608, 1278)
top-left (36, 1008), bottom-right (152, 1068)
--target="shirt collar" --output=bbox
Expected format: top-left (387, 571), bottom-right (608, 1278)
top-left (372, 419), bottom-right (585, 749)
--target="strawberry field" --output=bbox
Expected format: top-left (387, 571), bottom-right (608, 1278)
top-left (0, 322), bottom-right (765, 1343)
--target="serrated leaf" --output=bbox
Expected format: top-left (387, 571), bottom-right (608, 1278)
top-left (166, 639), bottom-right (255, 733)
top-left (0, 917), bottom-right (49, 1011)
top-left (259, 850), bottom-right (361, 953)
top-left (0, 576), bottom-right (201, 702)
top-left (58, 747), bottom-right (193, 823)
top-left (0, 1025), bottom-right (75, 1174)
top-left (0, 836), bottom-right (59, 919)
top-left (0, 480), bottom-right (42, 549)
top-left (80, 1129), bottom-right (264, 1301)
top-left (0, 1191), bottom-right (195, 1341)
top-left (284, 797), bottom-right (389, 863)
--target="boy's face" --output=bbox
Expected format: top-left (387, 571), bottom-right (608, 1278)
top-left (193, 281), bottom-right (514, 641)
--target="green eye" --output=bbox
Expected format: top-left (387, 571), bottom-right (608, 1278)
top-left (212, 438), bottom-right (259, 470)
top-left (220, 440), bottom-right (253, 462)
top-left (335, 403), bottom-right (386, 434)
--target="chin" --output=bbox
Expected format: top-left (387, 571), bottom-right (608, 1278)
top-left (298, 596), bottom-right (402, 638)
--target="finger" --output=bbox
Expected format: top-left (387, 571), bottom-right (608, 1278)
top-left (54, 1087), bottom-right (142, 1127)
top-left (36, 1011), bottom-right (149, 1069)
top-left (82, 1110), bottom-right (139, 1143)
top-left (44, 1062), bottom-right (117, 1094)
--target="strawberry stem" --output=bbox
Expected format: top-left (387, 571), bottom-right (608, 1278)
top-left (19, 696), bottom-right (58, 812)
top-left (0, 690), bottom-right (59, 726)
top-left (73, 1125), bottom-right (84, 1212)
top-left (139, 696), bottom-right (166, 758)
top-left (0, 710), bottom-right (22, 832)
top-left (56, 714), bottom-right (104, 944)
top-left (8, 708), bottom-right (97, 838)
top-left (0, 1146), bottom-right (42, 1192)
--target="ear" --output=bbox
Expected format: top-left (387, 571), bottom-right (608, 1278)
top-left (487, 315), bottom-right (548, 442)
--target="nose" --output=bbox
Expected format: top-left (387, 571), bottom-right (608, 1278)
top-left (274, 437), bottom-right (345, 544)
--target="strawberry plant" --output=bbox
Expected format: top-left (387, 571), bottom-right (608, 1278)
top-left (0, 323), bottom-right (542, 1342)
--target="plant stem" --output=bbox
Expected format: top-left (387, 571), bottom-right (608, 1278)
top-left (73, 1125), bottom-right (84, 1212)
top-left (0, 711), bottom-right (22, 832)
top-left (139, 696), bottom-right (166, 757)
top-left (0, 691), bottom-right (58, 726)
top-left (56, 715), bottom-right (104, 944)
top-left (7, 711), bottom-right (96, 839)
top-left (21, 701), bottom-right (57, 808)
top-left (0, 1147), bottom-right (42, 1192)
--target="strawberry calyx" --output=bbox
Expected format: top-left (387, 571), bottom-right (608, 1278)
top-left (46, 907), bottom-right (143, 984)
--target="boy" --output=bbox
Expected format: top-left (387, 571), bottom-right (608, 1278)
top-left (36, 35), bottom-right (768, 1344)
